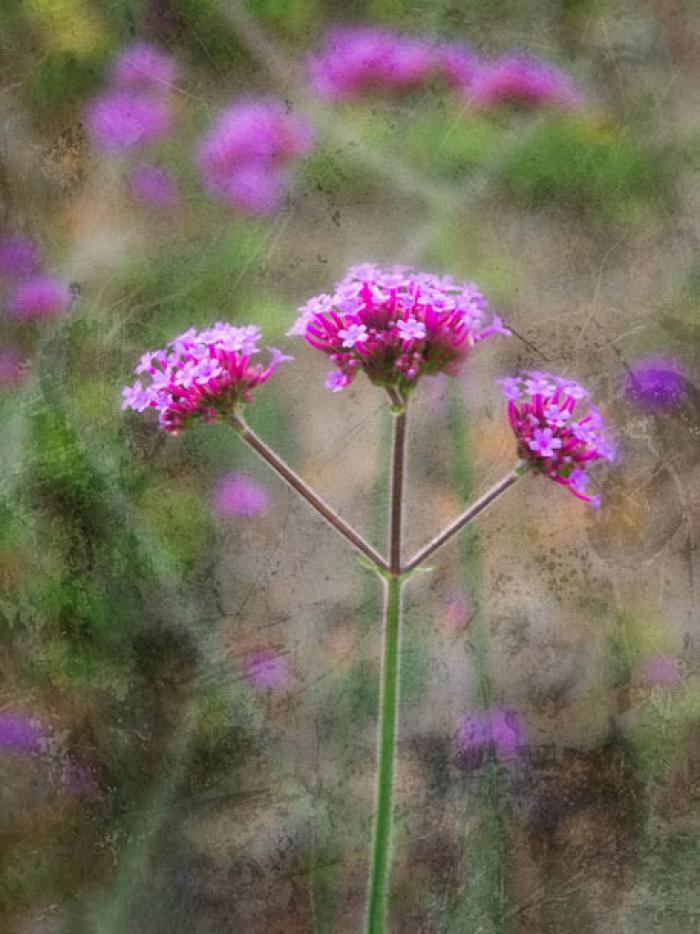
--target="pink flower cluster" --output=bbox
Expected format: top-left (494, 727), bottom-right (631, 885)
top-left (86, 42), bottom-right (177, 153)
top-left (197, 99), bottom-right (314, 214)
top-left (290, 264), bottom-right (510, 399)
top-left (121, 323), bottom-right (291, 434)
top-left (500, 371), bottom-right (615, 507)
top-left (0, 234), bottom-right (71, 322)
top-left (308, 27), bottom-right (582, 110)
top-left (212, 472), bottom-right (271, 519)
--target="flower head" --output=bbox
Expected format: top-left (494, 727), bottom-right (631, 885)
top-left (86, 91), bottom-right (171, 152)
top-left (290, 264), bottom-right (509, 400)
top-left (129, 163), bottom-right (180, 211)
top-left (454, 707), bottom-right (527, 772)
top-left (467, 53), bottom-right (583, 110)
top-left (623, 356), bottom-right (690, 412)
top-left (109, 42), bottom-right (178, 93)
top-left (308, 26), bottom-right (435, 100)
top-left (9, 275), bottom-right (72, 319)
top-left (212, 472), bottom-right (272, 518)
top-left (0, 236), bottom-right (41, 280)
top-left (500, 371), bottom-right (614, 507)
top-left (437, 43), bottom-right (481, 90)
top-left (122, 323), bottom-right (291, 434)
top-left (196, 99), bottom-right (313, 212)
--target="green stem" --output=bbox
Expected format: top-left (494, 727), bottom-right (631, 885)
top-left (366, 573), bottom-right (403, 934)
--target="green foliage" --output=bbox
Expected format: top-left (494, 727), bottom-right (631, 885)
top-left (28, 52), bottom-right (104, 110)
top-left (245, 0), bottom-right (319, 40)
top-left (502, 115), bottom-right (666, 222)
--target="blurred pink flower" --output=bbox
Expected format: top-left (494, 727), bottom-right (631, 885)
top-left (129, 163), bottom-right (180, 211)
top-left (0, 712), bottom-right (48, 756)
top-left (110, 42), bottom-right (178, 93)
top-left (86, 92), bottom-right (171, 153)
top-left (443, 591), bottom-right (472, 631)
top-left (624, 356), bottom-right (690, 412)
top-left (213, 472), bottom-right (272, 519)
top-left (0, 236), bottom-right (41, 280)
top-left (454, 707), bottom-right (527, 772)
top-left (196, 98), bottom-right (313, 214)
top-left (308, 26), bottom-right (435, 99)
top-left (244, 648), bottom-right (290, 691)
top-left (642, 655), bottom-right (684, 687)
top-left (468, 53), bottom-right (583, 110)
top-left (9, 274), bottom-right (72, 319)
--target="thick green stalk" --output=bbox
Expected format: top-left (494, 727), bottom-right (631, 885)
top-left (366, 404), bottom-right (407, 932)
top-left (366, 573), bottom-right (403, 933)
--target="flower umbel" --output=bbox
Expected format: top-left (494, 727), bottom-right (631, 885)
top-left (290, 264), bottom-right (510, 400)
top-left (122, 323), bottom-right (292, 433)
top-left (500, 370), bottom-right (614, 507)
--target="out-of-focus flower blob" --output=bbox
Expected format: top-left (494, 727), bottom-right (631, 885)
top-left (86, 92), bottom-right (171, 153)
top-left (196, 99), bottom-right (313, 214)
top-left (623, 356), bottom-right (690, 412)
top-left (0, 236), bottom-right (42, 280)
top-left (468, 53), bottom-right (583, 110)
top-left (454, 707), bottom-right (527, 771)
top-left (213, 472), bottom-right (272, 519)
top-left (9, 275), bottom-right (72, 319)
top-left (244, 648), bottom-right (290, 692)
top-left (129, 163), bottom-right (180, 211)
top-left (110, 42), bottom-right (178, 93)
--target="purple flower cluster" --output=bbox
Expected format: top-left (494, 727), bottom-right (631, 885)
top-left (122, 323), bottom-right (292, 434)
top-left (308, 27), bottom-right (582, 110)
top-left (197, 99), bottom-right (314, 214)
top-left (128, 163), bottom-right (180, 211)
top-left (290, 263), bottom-right (509, 399)
top-left (86, 42), bottom-right (177, 153)
top-left (0, 234), bottom-right (71, 322)
top-left (454, 707), bottom-right (527, 772)
top-left (500, 371), bottom-right (615, 507)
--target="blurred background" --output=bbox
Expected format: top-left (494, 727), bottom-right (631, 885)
top-left (1, 0), bottom-right (699, 931)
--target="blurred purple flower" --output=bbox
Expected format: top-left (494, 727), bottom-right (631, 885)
top-left (220, 164), bottom-right (288, 215)
top-left (308, 26), bottom-right (434, 99)
top-left (437, 43), bottom-right (481, 90)
top-left (9, 274), bottom-right (72, 319)
top-left (0, 712), bottom-right (47, 756)
top-left (468, 53), bottom-right (583, 110)
top-left (86, 92), bottom-right (171, 153)
top-left (642, 655), bottom-right (684, 687)
top-left (129, 163), bottom-right (180, 211)
top-left (443, 591), bottom-right (472, 631)
top-left (454, 707), bottom-right (527, 771)
top-left (624, 356), bottom-right (689, 412)
top-left (196, 99), bottom-right (313, 214)
top-left (110, 42), bottom-right (178, 94)
top-left (0, 348), bottom-right (25, 387)
top-left (213, 472), bottom-right (271, 519)
top-left (244, 648), bottom-right (290, 691)
top-left (0, 236), bottom-right (41, 280)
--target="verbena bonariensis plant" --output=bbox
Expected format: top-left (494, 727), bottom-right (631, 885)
top-left (122, 263), bottom-right (614, 932)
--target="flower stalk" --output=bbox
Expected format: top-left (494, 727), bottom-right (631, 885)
top-left (229, 414), bottom-right (389, 572)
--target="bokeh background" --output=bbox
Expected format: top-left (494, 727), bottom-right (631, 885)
top-left (1, 0), bottom-right (700, 931)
